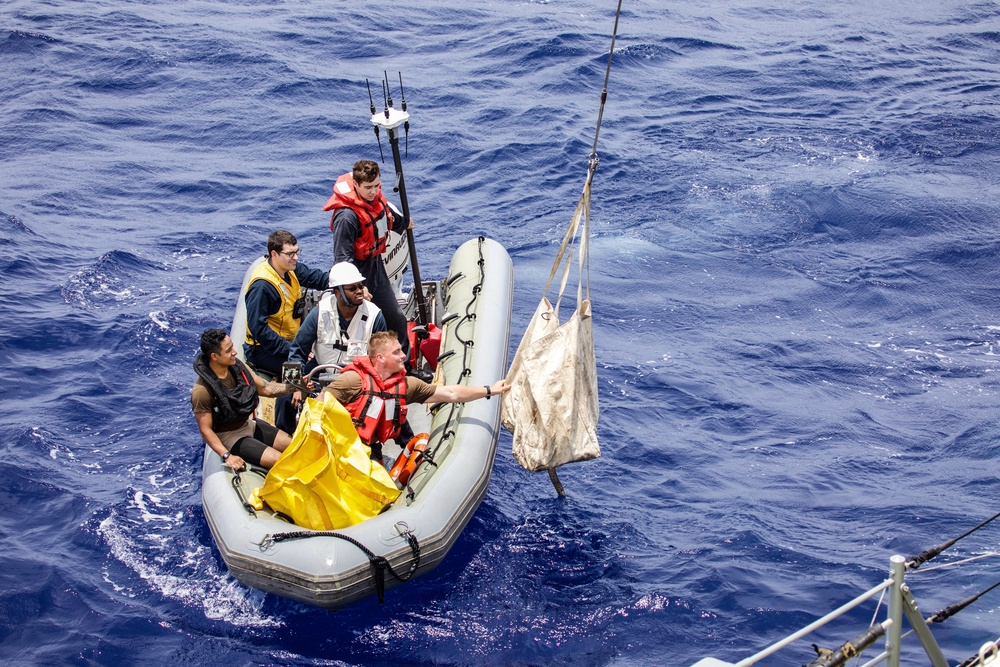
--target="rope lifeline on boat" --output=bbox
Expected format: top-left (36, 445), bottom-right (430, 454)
top-left (411, 236), bottom-right (488, 500)
top-left (258, 523), bottom-right (421, 604)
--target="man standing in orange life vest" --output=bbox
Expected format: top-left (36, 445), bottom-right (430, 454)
top-left (323, 160), bottom-right (414, 367)
top-left (324, 331), bottom-right (511, 463)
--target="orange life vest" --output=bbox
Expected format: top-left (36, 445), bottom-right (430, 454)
top-left (323, 172), bottom-right (393, 261)
top-left (341, 356), bottom-right (408, 447)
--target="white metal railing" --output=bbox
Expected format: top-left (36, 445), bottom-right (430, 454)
top-left (693, 555), bottom-right (956, 667)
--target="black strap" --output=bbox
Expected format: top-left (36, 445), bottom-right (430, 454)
top-left (230, 470), bottom-right (257, 517)
top-left (260, 528), bottom-right (421, 604)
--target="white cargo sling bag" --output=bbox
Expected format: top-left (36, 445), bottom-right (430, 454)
top-left (502, 165), bottom-right (600, 475)
top-left (503, 7), bottom-right (621, 488)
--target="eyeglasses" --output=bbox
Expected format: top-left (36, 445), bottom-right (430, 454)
top-left (279, 249), bottom-right (300, 258)
top-left (342, 283), bottom-right (364, 292)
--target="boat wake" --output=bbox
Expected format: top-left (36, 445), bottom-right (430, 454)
top-left (97, 484), bottom-right (283, 629)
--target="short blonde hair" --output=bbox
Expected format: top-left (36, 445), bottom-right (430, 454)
top-left (368, 331), bottom-right (399, 359)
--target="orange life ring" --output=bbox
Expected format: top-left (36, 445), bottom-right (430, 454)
top-left (389, 432), bottom-right (429, 486)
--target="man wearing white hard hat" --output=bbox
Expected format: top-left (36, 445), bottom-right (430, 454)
top-left (288, 262), bottom-right (387, 385)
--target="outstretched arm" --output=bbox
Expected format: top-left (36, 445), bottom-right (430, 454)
top-left (428, 379), bottom-right (511, 404)
top-left (294, 261), bottom-right (330, 290)
top-left (251, 369), bottom-right (297, 398)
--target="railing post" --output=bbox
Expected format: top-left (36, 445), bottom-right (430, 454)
top-left (886, 555), bottom-right (905, 667)
top-left (899, 582), bottom-right (950, 666)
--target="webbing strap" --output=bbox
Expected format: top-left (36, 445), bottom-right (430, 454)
top-left (542, 0), bottom-right (622, 311)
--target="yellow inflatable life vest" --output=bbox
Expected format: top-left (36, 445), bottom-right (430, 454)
top-left (244, 260), bottom-right (303, 345)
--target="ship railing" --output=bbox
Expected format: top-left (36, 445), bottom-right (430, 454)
top-left (691, 555), bottom-right (951, 667)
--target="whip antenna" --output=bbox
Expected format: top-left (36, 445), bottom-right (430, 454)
top-left (366, 79), bottom-right (385, 162)
top-left (399, 72), bottom-right (410, 157)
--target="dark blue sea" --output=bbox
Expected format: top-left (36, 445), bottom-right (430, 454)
top-left (2, 0), bottom-right (999, 665)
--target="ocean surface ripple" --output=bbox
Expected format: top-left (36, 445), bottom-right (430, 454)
top-left (2, 1), bottom-right (999, 665)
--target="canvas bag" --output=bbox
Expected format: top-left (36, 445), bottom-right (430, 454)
top-left (252, 393), bottom-right (400, 530)
top-left (502, 170), bottom-right (600, 471)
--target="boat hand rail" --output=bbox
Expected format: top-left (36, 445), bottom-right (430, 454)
top-left (302, 363), bottom-right (343, 383)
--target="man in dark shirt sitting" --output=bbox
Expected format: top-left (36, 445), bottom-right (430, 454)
top-left (243, 229), bottom-right (329, 378)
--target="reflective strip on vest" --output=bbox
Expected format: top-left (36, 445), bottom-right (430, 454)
top-left (364, 397), bottom-right (396, 424)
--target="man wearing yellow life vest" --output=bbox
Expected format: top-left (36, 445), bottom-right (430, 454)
top-left (324, 160), bottom-right (414, 370)
top-left (244, 230), bottom-right (329, 378)
top-left (324, 331), bottom-right (511, 463)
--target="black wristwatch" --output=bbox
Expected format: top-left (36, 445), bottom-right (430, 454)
top-left (222, 451), bottom-right (231, 462)
top-left (484, 385), bottom-right (492, 399)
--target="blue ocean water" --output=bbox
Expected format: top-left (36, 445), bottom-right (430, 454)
top-left (2, 0), bottom-right (999, 664)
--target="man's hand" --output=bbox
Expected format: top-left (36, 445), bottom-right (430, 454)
top-left (490, 379), bottom-right (513, 397)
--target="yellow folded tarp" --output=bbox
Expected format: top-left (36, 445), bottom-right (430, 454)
top-left (251, 393), bottom-right (400, 530)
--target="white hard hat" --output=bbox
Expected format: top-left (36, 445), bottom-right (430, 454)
top-left (328, 262), bottom-right (366, 288)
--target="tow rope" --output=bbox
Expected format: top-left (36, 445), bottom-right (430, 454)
top-left (257, 525), bottom-right (421, 604)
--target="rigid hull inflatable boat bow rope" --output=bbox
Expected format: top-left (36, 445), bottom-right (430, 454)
top-left (501, 0), bottom-right (624, 496)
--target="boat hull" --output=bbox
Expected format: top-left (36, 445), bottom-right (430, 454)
top-left (202, 237), bottom-right (513, 609)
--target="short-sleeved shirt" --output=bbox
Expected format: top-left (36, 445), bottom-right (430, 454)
top-left (328, 372), bottom-right (437, 408)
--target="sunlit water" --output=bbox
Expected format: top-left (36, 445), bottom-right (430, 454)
top-left (2, 0), bottom-right (999, 665)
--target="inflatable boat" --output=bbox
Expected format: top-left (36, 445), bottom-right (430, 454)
top-left (202, 236), bottom-right (513, 609)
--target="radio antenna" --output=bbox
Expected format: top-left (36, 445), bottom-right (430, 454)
top-left (366, 79), bottom-right (384, 162)
top-left (398, 72), bottom-right (410, 157)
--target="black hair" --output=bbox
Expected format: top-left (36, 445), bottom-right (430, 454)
top-left (200, 328), bottom-right (228, 360)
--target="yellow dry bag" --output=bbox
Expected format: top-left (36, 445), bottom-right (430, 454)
top-left (252, 393), bottom-right (400, 530)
